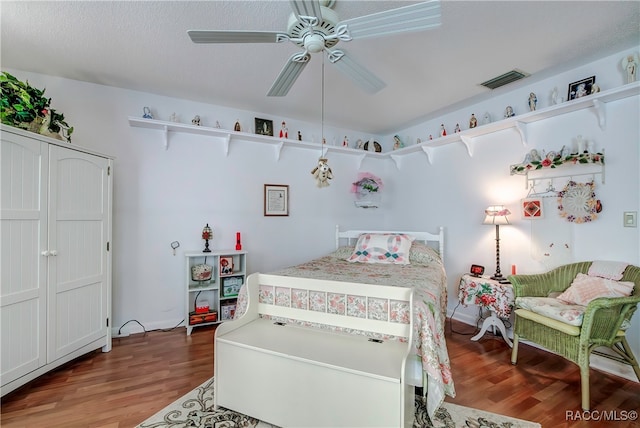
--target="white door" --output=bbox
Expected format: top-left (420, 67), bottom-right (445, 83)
top-left (47, 145), bottom-right (110, 361)
top-left (0, 134), bottom-right (48, 386)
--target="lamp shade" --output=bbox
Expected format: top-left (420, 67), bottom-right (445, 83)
top-left (483, 205), bottom-right (511, 225)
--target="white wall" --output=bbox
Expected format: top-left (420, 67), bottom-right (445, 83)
top-left (387, 47), bottom-right (640, 376)
top-left (6, 45), bottom-right (639, 378)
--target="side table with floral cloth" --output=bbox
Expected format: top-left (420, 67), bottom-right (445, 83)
top-left (458, 274), bottom-right (515, 347)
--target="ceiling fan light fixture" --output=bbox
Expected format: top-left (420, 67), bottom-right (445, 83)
top-left (480, 69), bottom-right (530, 90)
top-left (304, 33), bottom-right (326, 53)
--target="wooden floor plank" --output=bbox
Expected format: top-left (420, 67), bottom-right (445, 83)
top-left (1, 320), bottom-right (639, 427)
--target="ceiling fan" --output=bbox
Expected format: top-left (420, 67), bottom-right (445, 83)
top-left (187, 0), bottom-right (441, 96)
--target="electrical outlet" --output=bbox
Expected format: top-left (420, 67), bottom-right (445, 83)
top-left (623, 211), bottom-right (637, 228)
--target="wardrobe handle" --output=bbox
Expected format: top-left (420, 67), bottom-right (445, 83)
top-left (41, 250), bottom-right (51, 256)
top-left (50, 250), bottom-right (58, 256)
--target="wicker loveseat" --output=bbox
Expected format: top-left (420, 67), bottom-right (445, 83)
top-left (509, 261), bottom-right (640, 411)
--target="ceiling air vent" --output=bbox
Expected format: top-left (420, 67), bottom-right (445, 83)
top-left (481, 69), bottom-right (530, 90)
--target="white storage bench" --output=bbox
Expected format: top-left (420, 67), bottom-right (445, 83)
top-left (214, 273), bottom-right (415, 428)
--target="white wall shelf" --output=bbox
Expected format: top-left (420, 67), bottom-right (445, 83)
top-left (389, 81), bottom-right (639, 165)
top-left (129, 82), bottom-right (639, 168)
top-left (128, 116), bottom-right (385, 167)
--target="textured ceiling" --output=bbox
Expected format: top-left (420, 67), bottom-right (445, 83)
top-left (1, 1), bottom-right (639, 135)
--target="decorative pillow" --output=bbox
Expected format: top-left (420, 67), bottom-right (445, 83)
top-left (557, 273), bottom-right (634, 306)
top-left (409, 241), bottom-right (442, 265)
top-left (346, 233), bottom-right (414, 264)
top-left (588, 260), bottom-right (628, 280)
top-left (516, 297), bottom-right (586, 326)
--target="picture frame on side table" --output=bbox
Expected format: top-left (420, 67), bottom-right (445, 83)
top-left (255, 118), bottom-right (273, 136)
top-left (264, 184), bottom-right (289, 216)
top-left (567, 76), bottom-right (595, 101)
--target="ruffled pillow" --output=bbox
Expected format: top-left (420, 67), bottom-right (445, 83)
top-left (557, 273), bottom-right (634, 306)
top-left (346, 233), bottom-right (414, 264)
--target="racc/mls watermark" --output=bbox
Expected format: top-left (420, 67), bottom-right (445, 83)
top-left (566, 410), bottom-right (638, 422)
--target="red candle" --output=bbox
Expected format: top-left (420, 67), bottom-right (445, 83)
top-left (236, 232), bottom-right (242, 250)
top-left (511, 264), bottom-right (516, 275)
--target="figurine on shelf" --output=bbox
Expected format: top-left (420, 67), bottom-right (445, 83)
top-left (279, 121), bottom-right (288, 139)
top-left (621, 53), bottom-right (639, 84)
top-left (192, 115), bottom-right (201, 126)
top-left (469, 114), bottom-right (477, 128)
top-left (234, 120), bottom-right (241, 132)
top-left (429, 135), bottom-right (433, 140)
top-left (528, 92), bottom-right (537, 111)
top-left (504, 106), bottom-right (515, 118)
top-left (215, 121), bottom-right (222, 128)
top-left (590, 84), bottom-right (601, 95)
top-left (169, 112), bottom-right (179, 122)
top-left (454, 124), bottom-right (461, 133)
top-left (393, 135), bottom-right (404, 150)
top-left (551, 87), bottom-right (561, 105)
top-left (575, 135), bottom-right (587, 153)
top-left (142, 107), bottom-right (153, 119)
top-left (298, 131), bottom-right (302, 141)
top-left (356, 139), bottom-right (364, 149)
top-left (343, 136), bottom-right (349, 147)
top-left (482, 112), bottom-right (492, 125)
top-left (440, 124), bottom-right (447, 137)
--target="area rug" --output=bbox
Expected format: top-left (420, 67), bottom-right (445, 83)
top-left (137, 377), bottom-right (541, 428)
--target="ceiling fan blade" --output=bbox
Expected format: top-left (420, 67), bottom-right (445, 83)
top-left (187, 30), bottom-right (285, 44)
top-left (267, 52), bottom-right (311, 96)
top-left (337, 0), bottom-right (441, 40)
top-left (326, 48), bottom-right (386, 94)
top-left (289, 0), bottom-right (323, 26)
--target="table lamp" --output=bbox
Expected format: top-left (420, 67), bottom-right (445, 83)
top-left (483, 205), bottom-right (511, 281)
top-left (202, 223), bottom-right (213, 253)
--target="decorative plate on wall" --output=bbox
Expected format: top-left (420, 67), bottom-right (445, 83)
top-left (557, 180), bottom-right (599, 223)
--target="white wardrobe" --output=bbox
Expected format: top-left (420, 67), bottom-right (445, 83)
top-left (1, 126), bottom-right (113, 396)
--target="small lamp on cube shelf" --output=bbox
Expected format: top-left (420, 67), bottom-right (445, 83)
top-left (202, 223), bottom-right (213, 253)
top-left (483, 205), bottom-right (511, 282)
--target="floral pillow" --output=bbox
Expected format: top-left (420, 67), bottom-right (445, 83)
top-left (346, 233), bottom-right (414, 265)
top-left (557, 273), bottom-right (634, 306)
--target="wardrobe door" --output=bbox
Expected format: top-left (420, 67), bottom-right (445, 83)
top-left (47, 145), bottom-right (110, 361)
top-left (0, 134), bottom-right (48, 386)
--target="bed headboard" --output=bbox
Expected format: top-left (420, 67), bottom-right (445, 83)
top-left (335, 225), bottom-right (444, 262)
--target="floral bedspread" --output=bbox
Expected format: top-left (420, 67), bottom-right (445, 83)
top-left (234, 244), bottom-right (455, 418)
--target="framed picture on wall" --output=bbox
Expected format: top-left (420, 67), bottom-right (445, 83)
top-left (522, 198), bottom-right (544, 219)
top-left (255, 118), bottom-right (273, 136)
top-left (567, 76), bottom-right (595, 101)
top-left (264, 184), bottom-right (289, 216)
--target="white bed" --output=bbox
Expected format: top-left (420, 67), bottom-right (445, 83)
top-left (233, 226), bottom-right (455, 419)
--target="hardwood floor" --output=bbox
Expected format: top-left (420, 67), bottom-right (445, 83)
top-left (1, 319), bottom-right (639, 427)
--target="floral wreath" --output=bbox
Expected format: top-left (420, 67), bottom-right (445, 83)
top-left (557, 180), bottom-right (599, 223)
